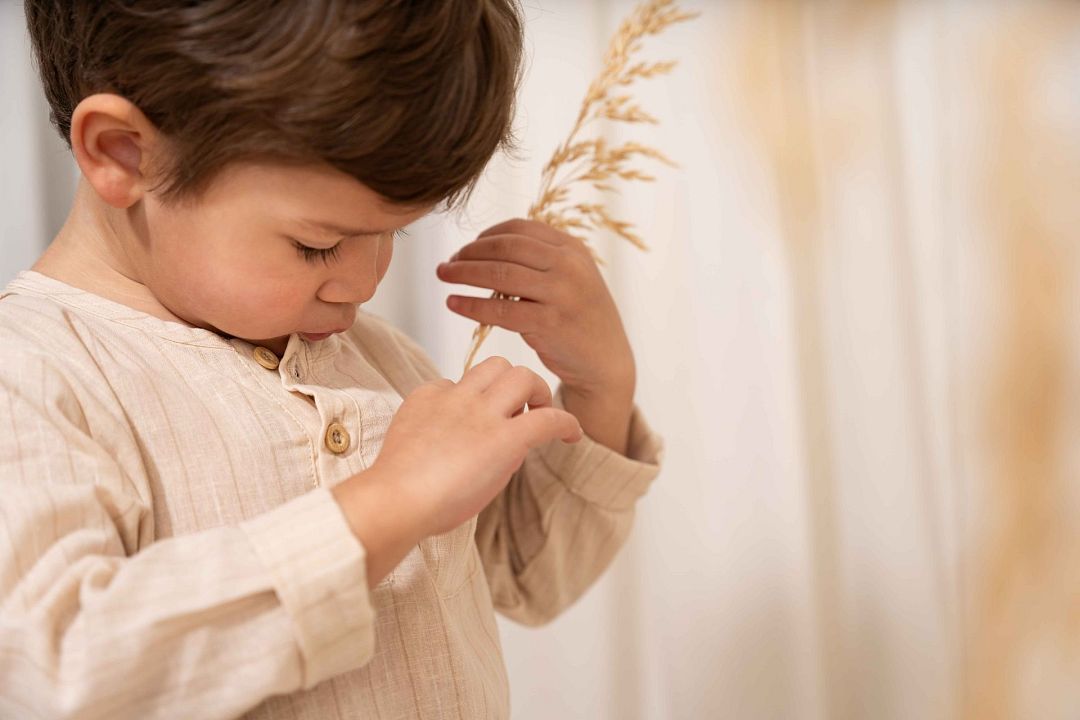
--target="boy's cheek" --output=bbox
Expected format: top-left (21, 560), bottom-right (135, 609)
top-left (218, 289), bottom-right (304, 336)
top-left (376, 236), bottom-right (394, 282)
top-left (161, 268), bottom-right (303, 339)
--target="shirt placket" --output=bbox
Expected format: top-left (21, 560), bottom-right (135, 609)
top-left (293, 342), bottom-right (367, 485)
top-left (249, 338), bottom-right (366, 488)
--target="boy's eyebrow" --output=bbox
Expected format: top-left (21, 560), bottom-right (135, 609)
top-left (298, 218), bottom-right (395, 238)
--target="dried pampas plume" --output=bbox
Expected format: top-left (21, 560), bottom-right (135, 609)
top-left (462, 0), bottom-right (697, 373)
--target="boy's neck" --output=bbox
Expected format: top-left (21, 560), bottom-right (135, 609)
top-left (32, 178), bottom-right (192, 328)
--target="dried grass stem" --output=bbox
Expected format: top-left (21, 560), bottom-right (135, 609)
top-left (462, 0), bottom-right (696, 373)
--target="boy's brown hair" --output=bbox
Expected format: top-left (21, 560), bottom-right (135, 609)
top-left (23, 0), bottom-right (524, 208)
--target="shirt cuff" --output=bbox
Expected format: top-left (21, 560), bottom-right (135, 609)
top-left (537, 385), bottom-right (666, 511)
top-left (240, 487), bottom-right (376, 690)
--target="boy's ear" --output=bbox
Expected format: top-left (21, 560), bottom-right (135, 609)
top-left (69, 93), bottom-right (164, 209)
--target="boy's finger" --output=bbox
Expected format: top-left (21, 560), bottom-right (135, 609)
top-left (484, 365), bottom-right (552, 417)
top-left (448, 234), bottom-right (554, 271)
top-left (511, 407), bottom-right (584, 446)
top-left (476, 218), bottom-right (567, 246)
top-left (456, 355), bottom-right (512, 393)
top-left (445, 295), bottom-right (545, 334)
top-left (437, 260), bottom-right (551, 301)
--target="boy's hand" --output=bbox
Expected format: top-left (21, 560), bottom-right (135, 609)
top-left (334, 357), bottom-right (581, 585)
top-left (374, 356), bottom-right (583, 538)
top-left (436, 218), bottom-right (637, 404)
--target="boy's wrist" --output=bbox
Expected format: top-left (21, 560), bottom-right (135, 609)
top-left (559, 381), bottom-right (635, 457)
top-left (331, 466), bottom-right (429, 589)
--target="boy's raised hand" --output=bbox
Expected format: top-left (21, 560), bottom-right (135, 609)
top-left (436, 219), bottom-right (636, 401)
top-left (436, 218), bottom-right (638, 456)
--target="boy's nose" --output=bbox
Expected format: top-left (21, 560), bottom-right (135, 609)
top-left (317, 273), bottom-right (378, 305)
top-left (316, 256), bottom-right (380, 305)
top-left (316, 238), bottom-right (392, 305)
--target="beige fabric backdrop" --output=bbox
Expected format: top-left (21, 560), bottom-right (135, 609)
top-left (3, 1), bottom-right (1078, 718)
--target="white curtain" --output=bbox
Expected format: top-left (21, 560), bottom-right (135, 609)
top-left (4, 2), bottom-right (1078, 719)
top-left (1, 2), bottom-right (78, 283)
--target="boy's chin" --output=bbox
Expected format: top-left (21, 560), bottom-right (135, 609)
top-left (212, 324), bottom-right (291, 350)
top-left (213, 317), bottom-right (350, 350)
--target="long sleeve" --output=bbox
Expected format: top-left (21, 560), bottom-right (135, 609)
top-left (0, 355), bottom-right (376, 719)
top-left (475, 383), bottom-right (665, 626)
top-left (351, 311), bottom-right (665, 625)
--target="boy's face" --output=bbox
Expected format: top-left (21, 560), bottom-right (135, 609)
top-left (136, 161), bottom-right (431, 351)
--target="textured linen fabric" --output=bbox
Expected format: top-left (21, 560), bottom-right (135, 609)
top-left (0, 269), bottom-right (664, 719)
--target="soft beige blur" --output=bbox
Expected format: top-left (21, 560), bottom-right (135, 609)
top-left (973, 5), bottom-right (1079, 718)
top-left (732, 2), bottom-right (1079, 718)
top-left (730, 2), bottom-right (1075, 716)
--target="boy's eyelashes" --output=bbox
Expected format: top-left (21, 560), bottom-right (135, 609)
top-left (289, 228), bottom-right (410, 265)
top-left (292, 239), bottom-right (343, 265)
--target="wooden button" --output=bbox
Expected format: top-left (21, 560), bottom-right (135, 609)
top-left (253, 346), bottom-right (279, 370)
top-left (324, 422), bottom-right (351, 454)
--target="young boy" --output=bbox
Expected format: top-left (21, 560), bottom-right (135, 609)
top-left (1, 1), bottom-right (663, 718)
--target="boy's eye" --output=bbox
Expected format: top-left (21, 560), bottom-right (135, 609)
top-left (292, 239), bottom-right (343, 265)
top-left (291, 229), bottom-right (409, 266)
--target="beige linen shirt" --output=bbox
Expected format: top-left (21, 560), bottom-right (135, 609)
top-left (0, 270), bottom-right (664, 719)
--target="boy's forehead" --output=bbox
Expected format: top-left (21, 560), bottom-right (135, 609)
top-left (214, 161), bottom-right (432, 223)
top-left (297, 216), bottom-right (406, 238)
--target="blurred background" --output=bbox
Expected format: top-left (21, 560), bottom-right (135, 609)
top-left (3, 1), bottom-right (1079, 718)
